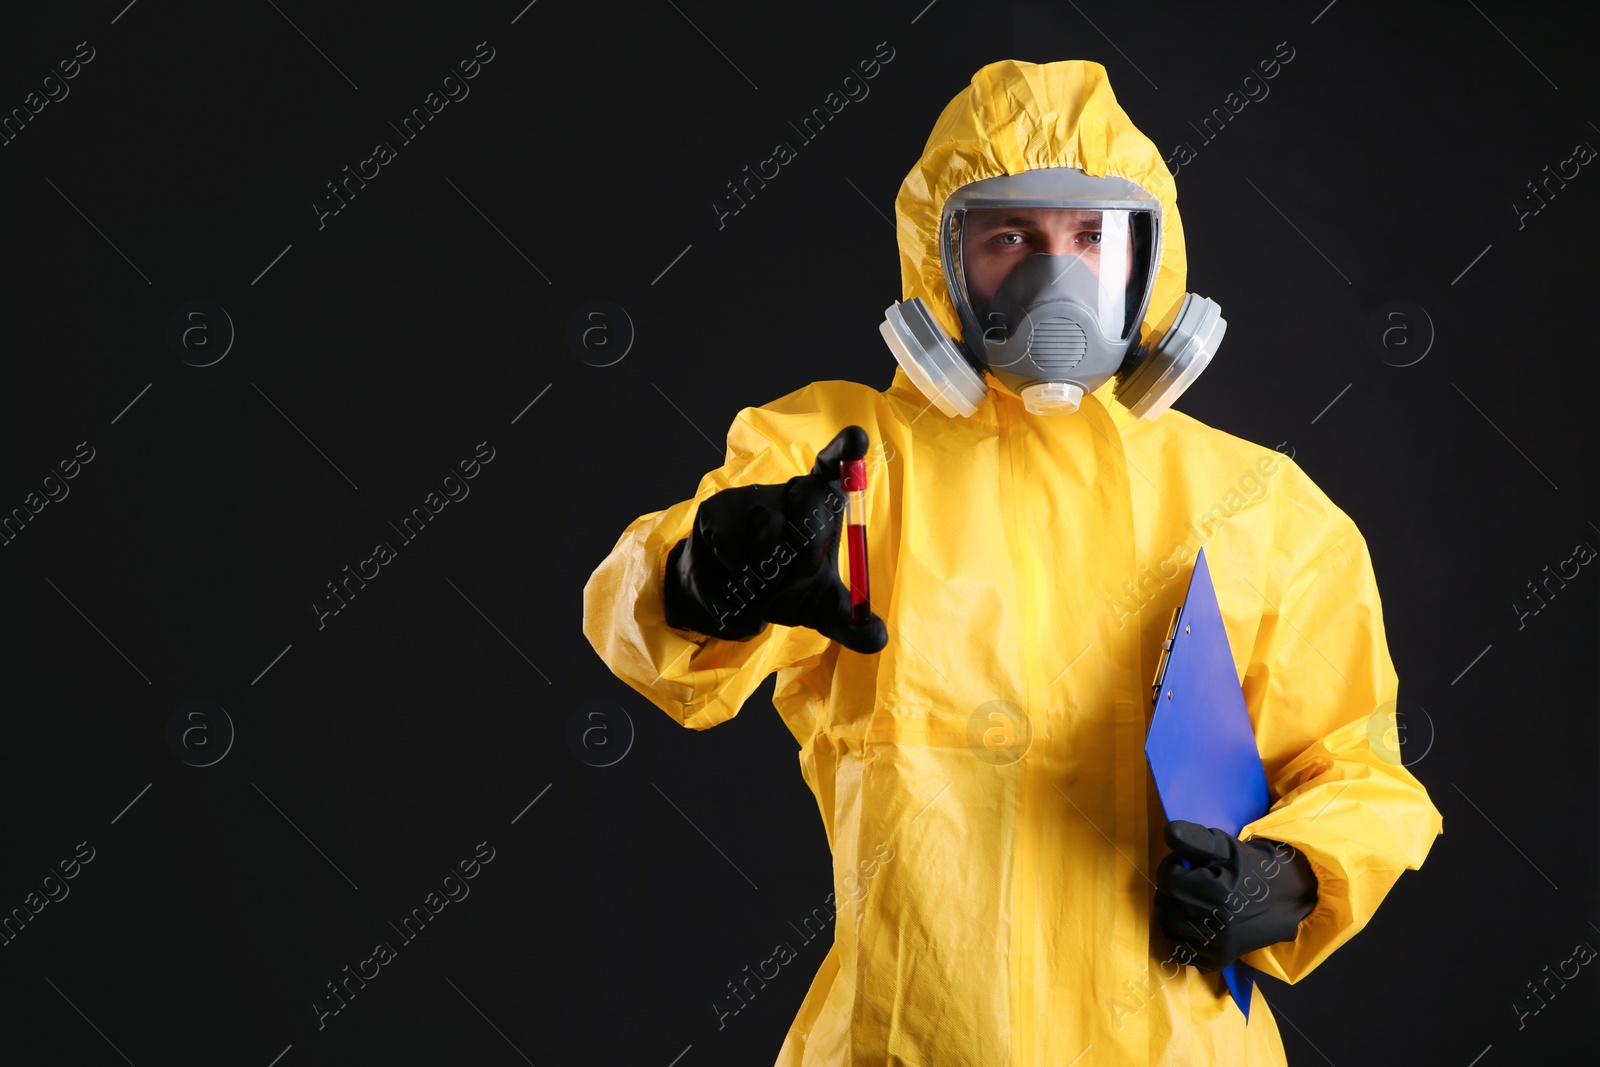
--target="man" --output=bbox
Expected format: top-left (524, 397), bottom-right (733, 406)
top-left (583, 59), bottom-right (1442, 1066)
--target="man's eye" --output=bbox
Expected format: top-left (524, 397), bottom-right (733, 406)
top-left (994, 233), bottom-right (1025, 246)
top-left (1084, 231), bottom-right (1103, 245)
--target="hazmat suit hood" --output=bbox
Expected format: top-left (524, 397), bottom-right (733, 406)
top-left (893, 59), bottom-right (1188, 410)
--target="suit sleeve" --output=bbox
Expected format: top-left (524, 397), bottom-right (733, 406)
top-left (1235, 527), bottom-right (1443, 982)
top-left (581, 401), bottom-right (837, 732)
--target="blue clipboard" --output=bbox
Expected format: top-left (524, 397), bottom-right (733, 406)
top-left (1144, 547), bottom-right (1271, 1021)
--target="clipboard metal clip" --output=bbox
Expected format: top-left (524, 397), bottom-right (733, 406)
top-left (1150, 606), bottom-right (1182, 705)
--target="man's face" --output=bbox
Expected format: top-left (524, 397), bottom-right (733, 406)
top-left (960, 207), bottom-right (1136, 318)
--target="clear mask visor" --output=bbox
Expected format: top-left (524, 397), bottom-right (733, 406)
top-left (955, 206), bottom-right (1149, 342)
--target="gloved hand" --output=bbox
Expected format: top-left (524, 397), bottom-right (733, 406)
top-left (1154, 820), bottom-right (1318, 973)
top-left (662, 425), bottom-right (888, 655)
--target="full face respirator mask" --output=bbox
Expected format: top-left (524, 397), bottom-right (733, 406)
top-left (880, 167), bottom-right (1227, 419)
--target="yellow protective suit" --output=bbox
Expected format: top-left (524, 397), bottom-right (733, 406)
top-left (583, 59), bottom-right (1442, 1066)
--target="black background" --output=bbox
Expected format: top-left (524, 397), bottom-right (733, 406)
top-left (1, 1), bottom-right (1595, 1064)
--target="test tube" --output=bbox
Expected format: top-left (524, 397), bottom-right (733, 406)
top-left (841, 458), bottom-right (871, 625)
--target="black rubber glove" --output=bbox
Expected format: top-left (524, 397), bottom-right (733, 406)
top-left (662, 425), bottom-right (888, 655)
top-left (1154, 820), bottom-right (1318, 973)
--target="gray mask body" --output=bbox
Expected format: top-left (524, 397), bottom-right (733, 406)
top-left (880, 167), bottom-right (1227, 419)
top-left (970, 248), bottom-right (1137, 414)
